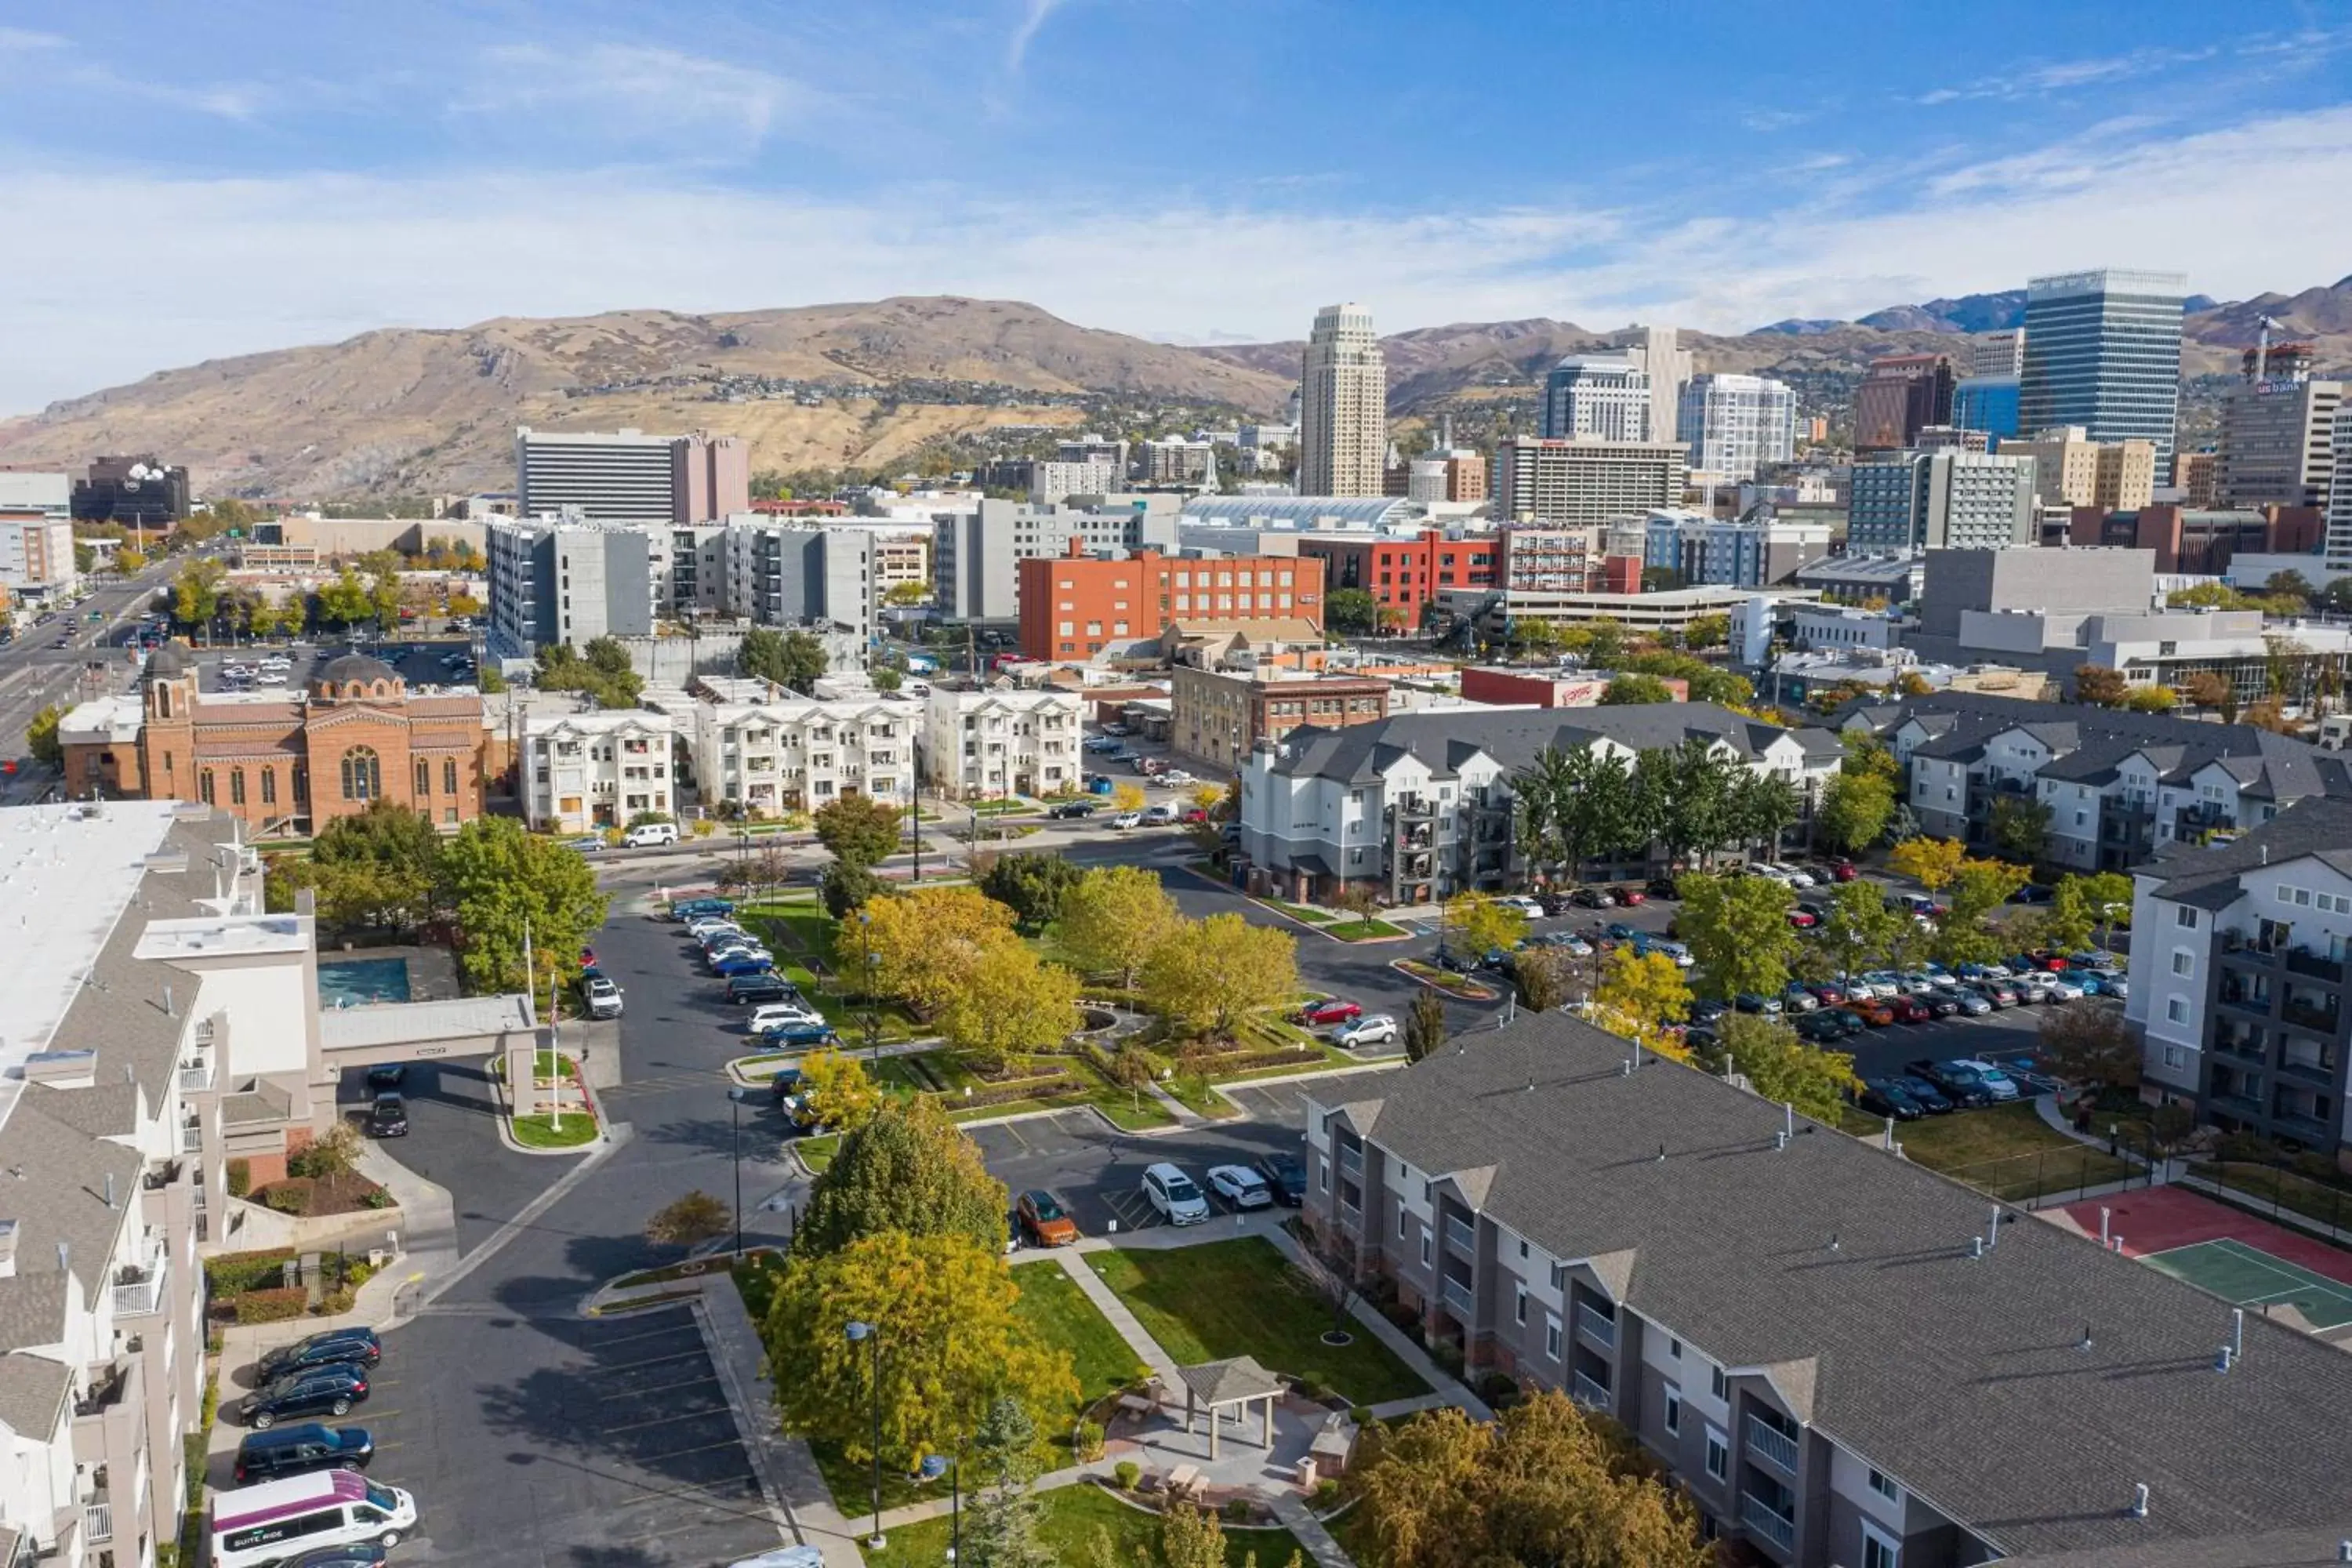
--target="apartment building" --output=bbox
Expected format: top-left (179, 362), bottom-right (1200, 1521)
top-left (1643, 514), bottom-right (1831, 589)
top-left (521, 707), bottom-right (679, 832)
top-left (1303, 1012), bottom-right (2352, 1567)
top-left (1852, 354), bottom-right (1954, 452)
top-left (1237, 705), bottom-right (1837, 904)
top-left (1014, 545), bottom-right (1325, 661)
top-left (1675, 373), bottom-right (1795, 481)
top-left (2020, 268), bottom-right (2187, 468)
top-left (1838, 691), bottom-right (2351, 872)
top-left (485, 517), bottom-right (657, 653)
top-left (973, 459), bottom-right (1123, 504)
top-left (1491, 525), bottom-right (1640, 593)
top-left (931, 496), bottom-right (1181, 622)
top-left (2005, 426), bottom-right (2157, 511)
top-left (2127, 798), bottom-right (2352, 1161)
top-left (1137, 439), bottom-right (1218, 488)
top-left (721, 519), bottom-right (879, 642)
top-left (1298, 303), bottom-right (1388, 498)
top-left (0, 511), bottom-right (78, 599)
top-left (665, 687), bottom-right (920, 816)
top-left (1846, 452), bottom-right (2037, 554)
top-left (1170, 667), bottom-right (1387, 775)
top-left (514, 426), bottom-right (747, 523)
top-left (920, 687), bottom-right (1084, 801)
top-left (1492, 438), bottom-right (1687, 528)
top-left (1291, 528), bottom-right (1494, 628)
top-left (1541, 357), bottom-right (1653, 442)
top-left (0, 470), bottom-right (75, 524)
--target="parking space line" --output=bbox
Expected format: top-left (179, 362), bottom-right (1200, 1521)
top-left (598, 1349), bottom-right (711, 1376)
top-left (587, 1323), bottom-right (704, 1348)
top-left (601, 1374), bottom-right (720, 1402)
top-left (597, 1405), bottom-right (738, 1436)
top-left (627, 1437), bottom-right (757, 1469)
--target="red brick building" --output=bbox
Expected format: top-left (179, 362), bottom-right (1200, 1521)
top-left (2065, 503), bottom-right (2323, 574)
top-left (1016, 544), bottom-right (1325, 659)
top-left (1458, 666), bottom-right (1687, 707)
top-left (1291, 528), bottom-right (1496, 630)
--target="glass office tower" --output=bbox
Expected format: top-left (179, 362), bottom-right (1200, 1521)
top-left (2019, 269), bottom-right (2187, 469)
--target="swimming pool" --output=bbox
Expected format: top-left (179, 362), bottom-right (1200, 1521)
top-left (318, 956), bottom-right (412, 1007)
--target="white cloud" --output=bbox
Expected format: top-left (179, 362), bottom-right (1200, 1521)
top-left (1007, 0), bottom-right (1075, 72)
top-left (454, 43), bottom-right (807, 154)
top-left (1916, 44), bottom-right (2215, 104)
top-left (0, 27), bottom-right (67, 52)
top-left (4, 102), bottom-right (2350, 412)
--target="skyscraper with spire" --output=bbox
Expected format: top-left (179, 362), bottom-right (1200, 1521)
top-left (1298, 303), bottom-right (1388, 497)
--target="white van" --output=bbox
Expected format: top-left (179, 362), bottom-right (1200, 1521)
top-left (623, 822), bottom-right (679, 848)
top-left (1140, 1162), bottom-right (1210, 1226)
top-left (211, 1468), bottom-right (418, 1567)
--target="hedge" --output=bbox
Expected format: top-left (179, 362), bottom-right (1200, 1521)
top-left (225, 1158), bottom-right (252, 1200)
top-left (233, 1287), bottom-right (309, 1324)
top-left (205, 1247), bottom-right (296, 1298)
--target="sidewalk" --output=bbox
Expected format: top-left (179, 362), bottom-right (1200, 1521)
top-left (1048, 1247), bottom-right (1185, 1385)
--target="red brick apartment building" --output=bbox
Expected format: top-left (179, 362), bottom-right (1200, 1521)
top-left (1017, 544), bottom-right (1326, 659)
top-left (1291, 528), bottom-right (1495, 629)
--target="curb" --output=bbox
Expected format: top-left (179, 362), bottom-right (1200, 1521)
top-left (1387, 959), bottom-right (1501, 1003)
top-left (488, 1060), bottom-right (609, 1156)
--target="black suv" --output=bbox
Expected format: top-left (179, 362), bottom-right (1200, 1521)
top-left (239, 1365), bottom-right (371, 1429)
top-left (256, 1327), bottom-right (383, 1383)
top-left (234, 1422), bottom-right (376, 1484)
top-left (1047, 800), bottom-right (1096, 819)
top-left (365, 1094), bottom-right (408, 1138)
top-left (726, 973), bottom-right (794, 1005)
top-left (1255, 1152), bottom-right (1307, 1207)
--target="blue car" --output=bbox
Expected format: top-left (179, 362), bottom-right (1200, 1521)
top-left (760, 1020), bottom-right (837, 1047)
top-left (710, 953), bottom-right (775, 978)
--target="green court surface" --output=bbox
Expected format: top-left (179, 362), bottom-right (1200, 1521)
top-left (2141, 1237), bottom-right (2352, 1330)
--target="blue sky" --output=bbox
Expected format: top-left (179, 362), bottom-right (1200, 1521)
top-left (2, 0), bottom-right (2350, 411)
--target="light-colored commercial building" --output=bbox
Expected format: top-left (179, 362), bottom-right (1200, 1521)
top-left (1675, 373), bottom-right (1795, 481)
top-left (920, 686), bottom-right (1084, 800)
top-left (723, 519), bottom-right (880, 643)
top-left (1492, 437), bottom-right (1686, 527)
top-left (1056, 434), bottom-right (1130, 471)
top-left (1137, 438), bottom-right (1218, 488)
top-left (1436, 582), bottom-right (1791, 642)
top-left (1541, 357), bottom-right (1651, 442)
top-left (2019, 268), bottom-right (2187, 468)
top-left (2005, 426), bottom-right (2157, 510)
top-left (514, 426), bottom-right (748, 523)
top-left (1846, 450), bottom-right (2037, 554)
top-left (1642, 514), bottom-right (1830, 589)
top-left (1298, 303), bottom-right (1388, 498)
top-left (521, 706), bottom-right (679, 832)
top-left (0, 512), bottom-right (78, 597)
top-left (1170, 666), bottom-right (1388, 775)
top-left (0, 470), bottom-right (73, 521)
top-left (1624, 325), bottom-right (1690, 445)
top-left (2218, 375), bottom-right (2343, 513)
top-left (485, 517), bottom-right (658, 652)
top-left (1970, 326), bottom-right (2026, 378)
top-left (931, 495), bottom-right (1181, 621)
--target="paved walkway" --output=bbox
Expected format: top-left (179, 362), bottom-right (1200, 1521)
top-left (1273, 1495), bottom-right (1360, 1568)
top-left (1049, 1246), bottom-right (1185, 1385)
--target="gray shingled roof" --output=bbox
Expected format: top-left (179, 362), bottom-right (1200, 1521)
top-left (1178, 1356), bottom-right (1282, 1406)
top-left (1325, 1013), bottom-right (2352, 1560)
top-left (1265, 702), bottom-right (1828, 785)
top-left (2147, 797), bottom-right (2352, 909)
top-left (0, 1351), bottom-right (72, 1439)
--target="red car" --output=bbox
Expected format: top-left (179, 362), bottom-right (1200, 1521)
top-left (1181, 806), bottom-right (1209, 823)
top-left (1787, 908), bottom-right (1819, 929)
top-left (1886, 995), bottom-right (1932, 1024)
top-left (1844, 998), bottom-right (1896, 1027)
top-left (2027, 951), bottom-right (2070, 972)
top-left (1825, 861), bottom-right (1860, 882)
top-left (1297, 998), bottom-right (1363, 1026)
top-left (1613, 887), bottom-right (1647, 906)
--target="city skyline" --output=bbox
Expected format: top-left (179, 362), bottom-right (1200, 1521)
top-left (2, 2), bottom-right (2350, 412)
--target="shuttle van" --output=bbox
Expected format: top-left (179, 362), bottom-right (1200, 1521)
top-left (211, 1468), bottom-right (417, 1568)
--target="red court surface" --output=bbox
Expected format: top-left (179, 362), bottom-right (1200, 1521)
top-left (2053, 1184), bottom-right (2352, 1290)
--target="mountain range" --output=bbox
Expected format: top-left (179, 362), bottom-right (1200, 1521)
top-left (2, 280), bottom-right (2347, 501)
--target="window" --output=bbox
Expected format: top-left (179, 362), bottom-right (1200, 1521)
top-left (260, 768), bottom-right (276, 805)
top-left (2166, 996), bottom-right (2190, 1025)
top-left (2176, 905), bottom-right (2198, 928)
top-left (2172, 951), bottom-right (2194, 978)
top-left (1419, 1234), bottom-right (1431, 1266)
top-left (416, 759), bottom-right (431, 796)
top-left (1867, 1468), bottom-right (1900, 1504)
top-left (340, 746), bottom-right (381, 801)
top-left (1662, 1383), bottom-right (1682, 1436)
top-left (1861, 1523), bottom-right (1901, 1568)
top-left (1398, 1203), bottom-right (1407, 1240)
top-left (1709, 1365), bottom-right (1727, 1400)
top-left (2163, 1045), bottom-right (2188, 1069)
top-left (1544, 1316), bottom-right (1562, 1360)
top-left (1704, 1426), bottom-right (1729, 1482)
top-left (198, 769), bottom-right (214, 804)
top-left (1519, 1239), bottom-right (1529, 1259)
top-left (445, 758), bottom-right (458, 794)
top-left (230, 768), bottom-right (245, 806)
top-left (1319, 1160), bottom-right (1328, 1192)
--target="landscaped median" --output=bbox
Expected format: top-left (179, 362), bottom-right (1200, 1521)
top-left (491, 1048), bottom-right (602, 1151)
top-left (1390, 957), bottom-right (1500, 1000)
top-left (1183, 860), bottom-right (1407, 942)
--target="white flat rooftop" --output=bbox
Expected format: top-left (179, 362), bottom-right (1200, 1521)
top-left (0, 800), bottom-right (183, 1132)
top-left (136, 914), bottom-right (309, 961)
top-left (318, 993), bottom-right (535, 1051)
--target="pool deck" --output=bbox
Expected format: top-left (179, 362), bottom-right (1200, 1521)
top-left (318, 943), bottom-right (464, 1004)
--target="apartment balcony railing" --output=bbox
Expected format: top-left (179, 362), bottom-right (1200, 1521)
top-left (2209, 1091), bottom-right (2265, 1117)
top-left (2272, 1110), bottom-right (2335, 1142)
top-left (2220, 930), bottom-right (2279, 964)
top-left (1739, 1495), bottom-right (1797, 1553)
top-left (1571, 1370), bottom-right (1610, 1411)
top-left (2286, 948), bottom-right (2348, 983)
top-left (1442, 1214), bottom-right (1476, 1254)
top-left (179, 1121), bottom-right (203, 1153)
top-left (82, 1502), bottom-right (111, 1544)
top-left (112, 1252), bottom-right (166, 1318)
top-left (1337, 1145), bottom-right (1363, 1180)
top-left (2278, 1053), bottom-right (2339, 1085)
top-left (1575, 1301), bottom-right (1617, 1350)
top-left (1439, 1277), bottom-right (1475, 1318)
top-left (178, 1055), bottom-right (215, 1094)
top-left (2281, 1000), bottom-right (2339, 1033)
top-left (1745, 1414), bottom-right (1800, 1475)
top-left (2218, 985), bottom-right (2273, 1014)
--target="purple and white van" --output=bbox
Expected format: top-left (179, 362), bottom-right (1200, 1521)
top-left (212, 1468), bottom-right (416, 1567)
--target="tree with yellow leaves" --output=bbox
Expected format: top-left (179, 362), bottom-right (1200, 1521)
top-left (938, 942), bottom-right (1083, 1073)
top-left (1142, 913), bottom-right (1298, 1041)
top-left (795, 1047), bottom-right (885, 1133)
top-left (1888, 837), bottom-right (1967, 893)
top-left (1052, 866), bottom-right (1181, 987)
top-left (852, 885), bottom-right (1017, 1011)
top-left (1591, 948), bottom-right (1693, 1056)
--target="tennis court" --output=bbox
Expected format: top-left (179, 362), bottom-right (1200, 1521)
top-left (2140, 1237), bottom-right (2352, 1331)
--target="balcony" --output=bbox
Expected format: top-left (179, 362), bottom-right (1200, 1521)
top-left (178, 1054), bottom-right (215, 1094)
top-left (112, 1252), bottom-right (166, 1318)
top-left (1337, 1144), bottom-right (1363, 1180)
top-left (1574, 1301), bottom-right (1617, 1349)
top-left (2218, 983), bottom-right (2273, 1016)
top-left (2220, 929), bottom-right (2279, 965)
top-left (2273, 1110), bottom-right (2335, 1143)
top-left (1440, 1276), bottom-right (1475, 1318)
top-left (2281, 999), bottom-right (2340, 1034)
top-left (1738, 1495), bottom-right (1797, 1553)
top-left (83, 1501), bottom-right (111, 1544)
top-left (2278, 1050), bottom-right (2339, 1085)
top-left (1745, 1414), bottom-right (1800, 1475)
top-left (2287, 948), bottom-right (2348, 984)
top-left (1442, 1214), bottom-right (1476, 1254)
top-left (179, 1120), bottom-right (203, 1153)
top-left (1571, 1370), bottom-right (1610, 1410)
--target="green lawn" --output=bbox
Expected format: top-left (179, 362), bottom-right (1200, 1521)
top-left (1260, 898), bottom-right (1338, 924)
top-left (1087, 1238), bottom-right (1428, 1405)
top-left (510, 1112), bottom-right (597, 1149)
top-left (1892, 1102), bottom-right (2131, 1201)
top-left (2205, 1160), bottom-right (2352, 1235)
top-left (1393, 960), bottom-right (1495, 999)
top-left (858, 1481), bottom-right (1305, 1568)
top-left (795, 1134), bottom-right (840, 1172)
top-left (731, 1250), bottom-right (788, 1323)
top-left (1328, 919), bottom-right (1407, 942)
top-left (1011, 1260), bottom-right (1154, 1425)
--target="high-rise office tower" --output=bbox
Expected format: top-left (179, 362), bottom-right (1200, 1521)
top-left (1625, 325), bottom-right (1690, 443)
top-left (1676, 373), bottom-right (1796, 481)
top-left (1846, 451), bottom-right (2037, 554)
top-left (2217, 348), bottom-right (2342, 513)
top-left (515, 426), bottom-right (750, 522)
top-left (2326, 406), bottom-right (2352, 575)
top-left (1541, 357), bottom-right (1652, 441)
top-left (2018, 269), bottom-right (2187, 468)
top-left (1969, 328), bottom-right (2026, 379)
top-left (1853, 354), bottom-right (1955, 452)
top-left (1298, 303), bottom-right (1388, 497)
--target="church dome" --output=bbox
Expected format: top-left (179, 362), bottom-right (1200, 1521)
top-left (143, 640), bottom-right (194, 679)
top-left (311, 651), bottom-right (402, 700)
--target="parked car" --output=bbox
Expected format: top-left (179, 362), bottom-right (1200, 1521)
top-left (1893, 1075), bottom-right (1956, 1113)
top-left (566, 836), bottom-right (603, 854)
top-left (1141, 804), bottom-right (1178, 826)
top-left (1807, 982), bottom-right (1847, 1007)
top-left (1613, 886), bottom-right (1647, 906)
top-left (2042, 975), bottom-right (2086, 1001)
top-left (1970, 980), bottom-right (2019, 1007)
top-left (1733, 993), bottom-right (1784, 1015)
top-left (1941, 986), bottom-right (1993, 1017)
top-left (1256, 1152), bottom-right (1308, 1207)
top-left (1780, 983), bottom-right (1820, 1012)
top-left (1820, 859), bottom-right (1860, 882)
top-left (1206, 1165), bottom-right (1274, 1209)
top-left (1855, 1080), bottom-right (1926, 1121)
top-left (1953, 1058), bottom-right (2024, 1101)
top-left (1769, 863), bottom-right (1817, 888)
top-left (1689, 999), bottom-right (1730, 1026)
top-left (1885, 995), bottom-right (1933, 1025)
top-left (1537, 890), bottom-right (1578, 916)
top-left (747, 1001), bottom-right (818, 1034)
top-left (1109, 811), bottom-right (1143, 830)
top-left (759, 1019), bottom-right (838, 1048)
top-left (234, 1424), bottom-right (376, 1485)
top-left (1843, 998), bottom-right (1896, 1027)
top-left (1047, 800), bottom-right (1097, 819)
top-left (1495, 895), bottom-right (1546, 919)
top-left (1296, 998), bottom-right (1363, 1026)
top-left (1907, 1059), bottom-right (1993, 1107)
top-left (1915, 990), bottom-right (1962, 1018)
top-left (622, 822), bottom-right (679, 848)
top-left (1604, 922), bottom-right (1639, 942)
top-left (1808, 1007), bottom-right (1866, 1038)
top-left (709, 952), bottom-right (776, 978)
top-left (1644, 877), bottom-right (1681, 900)
top-left (365, 1094), bottom-right (408, 1138)
top-left (2009, 883), bottom-right (2057, 906)
top-left (256, 1328), bottom-right (383, 1384)
top-left (727, 974), bottom-right (796, 1005)
top-left (1569, 887), bottom-right (1615, 909)
top-left (1336, 1014), bottom-right (1399, 1049)
top-left (1141, 1163), bottom-right (1211, 1225)
top-left (583, 976), bottom-right (624, 1019)
top-left (277, 1544), bottom-right (392, 1568)
top-left (1016, 1189), bottom-right (1080, 1247)
top-left (1794, 1011), bottom-right (1849, 1044)
top-left (1786, 907), bottom-right (1819, 930)
top-left (239, 1366), bottom-right (372, 1428)
top-left (363, 1064), bottom-right (405, 1091)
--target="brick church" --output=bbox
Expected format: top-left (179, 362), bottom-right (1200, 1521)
top-left (60, 642), bottom-right (488, 836)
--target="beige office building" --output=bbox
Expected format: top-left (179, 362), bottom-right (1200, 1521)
top-left (2218, 377), bottom-right (2343, 512)
top-left (2005, 426), bottom-right (2155, 510)
top-left (1298, 303), bottom-right (1388, 497)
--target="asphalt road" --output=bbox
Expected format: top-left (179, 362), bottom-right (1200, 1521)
top-left (0, 560), bottom-right (176, 785)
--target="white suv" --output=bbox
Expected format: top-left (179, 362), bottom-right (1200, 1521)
top-left (1141, 1163), bottom-right (1210, 1225)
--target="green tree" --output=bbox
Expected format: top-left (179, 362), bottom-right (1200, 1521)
top-left (172, 557), bottom-right (227, 632)
top-left (1725, 768), bottom-right (1802, 859)
top-left (821, 860), bottom-right (882, 917)
top-left (1442, 891), bottom-right (1527, 960)
top-left (1515, 746), bottom-right (1643, 885)
top-left (978, 852), bottom-right (1086, 931)
top-left (1354, 1393), bottom-right (1709, 1568)
top-left (1052, 866), bottom-right (1181, 987)
top-left (2039, 877), bottom-right (2102, 954)
top-left (314, 567), bottom-right (373, 629)
top-left (1325, 586), bottom-right (1379, 637)
top-left (1514, 946), bottom-right (1571, 1012)
top-left (1839, 731), bottom-right (1900, 783)
top-left (2068, 869), bottom-right (2133, 947)
top-left (309, 799), bottom-right (443, 932)
top-left (1682, 612), bottom-right (1728, 649)
top-left (741, 626), bottom-right (829, 691)
top-left (24, 705), bottom-right (63, 769)
top-left (1404, 988), bottom-right (1448, 1062)
top-left (963, 1396), bottom-right (1057, 1568)
top-left (814, 793), bottom-right (905, 869)
top-left (1637, 739), bottom-right (1741, 868)
top-left (764, 1232), bottom-right (1075, 1471)
top-left (437, 816), bottom-right (609, 996)
top-left (644, 1190), bottom-right (731, 1251)
top-left (939, 942), bottom-right (1082, 1073)
top-left (1815, 771), bottom-right (1894, 855)
top-left (2073, 665), bottom-right (2129, 706)
top-left (1933, 857), bottom-right (2031, 968)
top-left (1818, 877), bottom-right (1906, 983)
top-left (1160, 1501), bottom-right (1227, 1568)
top-left (1987, 795), bottom-right (2051, 864)
top-left (870, 666), bottom-right (903, 693)
top-left (795, 1098), bottom-right (1007, 1260)
top-left (2039, 1004), bottom-right (2141, 1091)
top-left (1142, 913), bottom-right (1298, 1041)
top-left (1675, 872), bottom-right (1800, 998)
top-left (1715, 1014), bottom-right (1860, 1123)
top-left (1601, 672), bottom-right (1675, 705)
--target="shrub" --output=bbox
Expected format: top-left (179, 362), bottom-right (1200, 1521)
top-left (205, 1247), bottom-right (296, 1297)
top-left (314, 1287), bottom-right (357, 1316)
top-left (1223, 1498), bottom-right (1251, 1523)
top-left (225, 1159), bottom-right (252, 1200)
top-left (260, 1179), bottom-right (314, 1215)
top-left (691, 818), bottom-right (717, 838)
top-left (1294, 1377), bottom-right (1330, 1402)
top-left (361, 1189), bottom-right (395, 1210)
top-left (1348, 1406), bottom-right (1373, 1428)
top-left (1115, 1461), bottom-right (1142, 1490)
top-left (1073, 1419), bottom-right (1105, 1461)
top-left (234, 1287), bottom-right (308, 1324)
top-left (1315, 1478), bottom-right (1341, 1505)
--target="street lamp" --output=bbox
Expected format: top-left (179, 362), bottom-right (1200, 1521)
top-left (857, 910), bottom-right (882, 1068)
top-left (725, 1086), bottom-right (752, 1257)
top-left (845, 1320), bottom-right (887, 1548)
